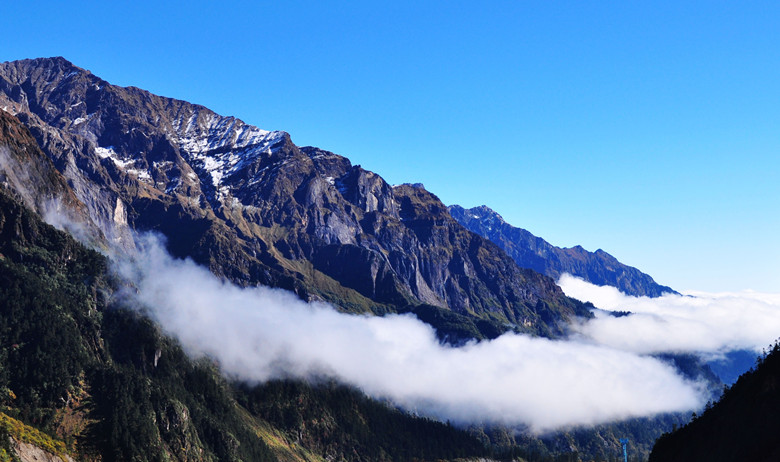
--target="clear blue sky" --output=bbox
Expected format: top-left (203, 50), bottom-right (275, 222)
top-left (4, 1), bottom-right (779, 292)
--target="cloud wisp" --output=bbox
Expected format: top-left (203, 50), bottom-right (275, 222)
top-left (559, 274), bottom-right (780, 358)
top-left (113, 236), bottom-right (704, 434)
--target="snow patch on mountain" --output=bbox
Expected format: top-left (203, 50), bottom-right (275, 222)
top-left (95, 145), bottom-right (152, 184)
top-left (94, 145), bottom-right (132, 168)
top-left (127, 168), bottom-right (152, 183)
top-left (168, 109), bottom-right (286, 200)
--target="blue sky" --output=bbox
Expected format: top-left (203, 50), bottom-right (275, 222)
top-left (4, 1), bottom-right (780, 292)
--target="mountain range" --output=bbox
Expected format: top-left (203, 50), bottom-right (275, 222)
top-left (0, 56), bottom-right (601, 338)
top-left (0, 57), bottom-right (714, 461)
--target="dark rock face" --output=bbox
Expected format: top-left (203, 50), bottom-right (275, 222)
top-left (0, 57), bottom-right (590, 334)
top-left (449, 204), bottom-right (676, 297)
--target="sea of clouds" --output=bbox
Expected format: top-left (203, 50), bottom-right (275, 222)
top-left (111, 235), bottom-right (714, 434)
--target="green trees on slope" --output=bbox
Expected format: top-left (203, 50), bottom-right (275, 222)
top-left (651, 342), bottom-right (780, 462)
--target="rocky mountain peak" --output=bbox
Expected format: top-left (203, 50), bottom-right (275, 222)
top-left (1, 56), bottom-right (86, 83)
top-left (451, 204), bottom-right (509, 229)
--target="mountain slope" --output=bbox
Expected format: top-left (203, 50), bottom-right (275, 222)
top-left (449, 204), bottom-right (676, 297)
top-left (0, 56), bottom-right (591, 335)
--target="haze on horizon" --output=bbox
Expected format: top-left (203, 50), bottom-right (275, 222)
top-left (3, 1), bottom-right (780, 292)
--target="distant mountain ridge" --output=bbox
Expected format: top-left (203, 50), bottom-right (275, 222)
top-left (449, 204), bottom-right (676, 298)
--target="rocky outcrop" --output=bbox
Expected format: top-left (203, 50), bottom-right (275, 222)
top-left (0, 57), bottom-right (591, 334)
top-left (10, 439), bottom-right (74, 462)
top-left (449, 204), bottom-right (676, 297)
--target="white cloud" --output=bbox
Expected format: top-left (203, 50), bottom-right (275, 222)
top-left (559, 274), bottom-right (780, 358)
top-left (113, 236), bottom-right (705, 434)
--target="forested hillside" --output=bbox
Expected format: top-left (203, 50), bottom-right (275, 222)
top-left (650, 343), bottom-right (780, 462)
